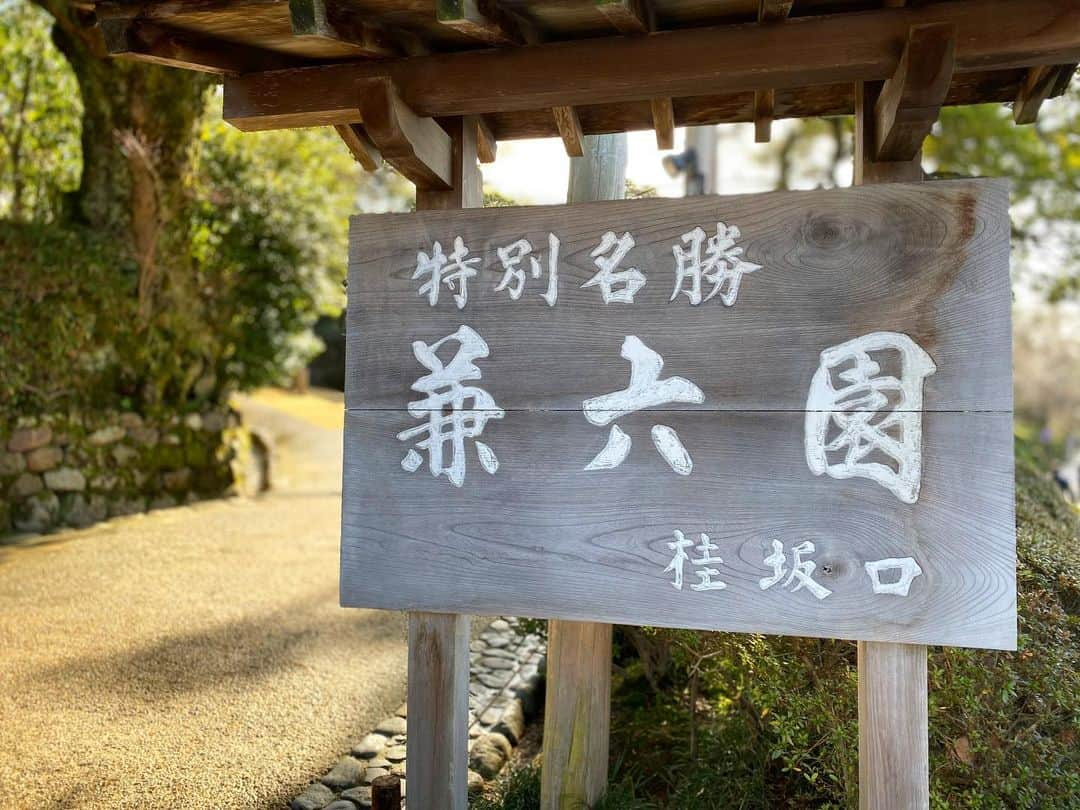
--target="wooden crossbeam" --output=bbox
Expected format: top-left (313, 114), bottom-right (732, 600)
top-left (100, 18), bottom-right (294, 74)
top-left (595, 0), bottom-right (654, 35)
top-left (476, 116), bottom-right (498, 163)
top-left (334, 123), bottom-right (382, 170)
top-left (874, 22), bottom-right (955, 161)
top-left (1014, 63), bottom-right (1077, 124)
top-left (289, 0), bottom-right (398, 58)
top-left (224, 0), bottom-right (1080, 132)
top-left (650, 97), bottom-right (675, 149)
top-left (360, 80), bottom-right (452, 188)
top-left (552, 106), bottom-right (585, 156)
top-left (436, 0), bottom-right (538, 46)
top-left (95, 0), bottom-right (283, 20)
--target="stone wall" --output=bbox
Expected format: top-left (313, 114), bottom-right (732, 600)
top-left (0, 409), bottom-right (251, 535)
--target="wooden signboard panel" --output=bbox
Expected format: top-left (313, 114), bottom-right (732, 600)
top-left (341, 179), bottom-right (1015, 650)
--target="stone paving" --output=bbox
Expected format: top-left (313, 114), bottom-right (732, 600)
top-left (291, 618), bottom-right (546, 809)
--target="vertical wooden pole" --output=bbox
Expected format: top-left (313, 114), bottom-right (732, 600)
top-left (853, 81), bottom-right (930, 810)
top-left (540, 133), bottom-right (626, 810)
top-left (407, 115), bottom-right (482, 810)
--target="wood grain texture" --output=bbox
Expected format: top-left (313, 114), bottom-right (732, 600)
top-left (407, 612), bottom-right (469, 810)
top-left (552, 106), bottom-right (585, 157)
top-left (541, 621), bottom-right (612, 809)
top-left (595, 0), bottom-right (654, 35)
top-left (333, 123), bottom-right (382, 170)
top-left (345, 179), bottom-right (1011, 413)
top-left (856, 90), bottom-right (930, 810)
top-left (1013, 63), bottom-right (1078, 124)
top-left (649, 97), bottom-right (675, 149)
top-left (360, 79), bottom-right (452, 190)
top-left (222, 0), bottom-right (1080, 131)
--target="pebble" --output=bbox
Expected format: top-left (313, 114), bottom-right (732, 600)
top-left (493, 700), bottom-right (526, 745)
top-left (291, 782), bottom-right (335, 810)
top-left (469, 732), bottom-right (512, 779)
top-left (321, 756), bottom-right (364, 790)
top-left (362, 766), bottom-right (389, 784)
top-left (25, 446), bottom-right (63, 473)
top-left (9, 473), bottom-right (43, 499)
top-left (351, 733), bottom-right (387, 759)
top-left (44, 467), bottom-right (86, 492)
top-left (481, 633), bottom-right (510, 648)
top-left (481, 656), bottom-right (516, 670)
top-left (477, 672), bottom-right (511, 689)
top-left (489, 619), bottom-right (511, 632)
top-left (340, 785), bottom-right (372, 808)
top-left (87, 426), bottom-right (126, 446)
top-left (324, 803), bottom-right (356, 810)
top-left (0, 451), bottom-right (25, 476)
top-left (7, 426), bottom-right (52, 453)
top-left (374, 716), bottom-right (407, 736)
top-left (467, 769), bottom-right (485, 795)
top-left (383, 745), bottom-right (406, 763)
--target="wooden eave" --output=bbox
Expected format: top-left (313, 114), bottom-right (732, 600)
top-left (91, 0), bottom-right (1078, 142)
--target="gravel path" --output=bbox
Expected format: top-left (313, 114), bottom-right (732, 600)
top-left (0, 391), bottom-right (408, 809)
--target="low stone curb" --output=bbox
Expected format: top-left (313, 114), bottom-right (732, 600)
top-left (290, 617), bottom-right (545, 809)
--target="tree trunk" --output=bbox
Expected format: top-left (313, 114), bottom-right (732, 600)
top-left (33, 1), bottom-right (213, 316)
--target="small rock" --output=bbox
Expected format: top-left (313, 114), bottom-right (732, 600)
top-left (481, 656), bottom-right (516, 670)
top-left (489, 619), bottom-right (511, 632)
top-left (129, 426), bottom-right (159, 446)
top-left (25, 446), bottom-right (63, 473)
top-left (478, 672), bottom-right (511, 689)
top-left (111, 444), bottom-right (138, 465)
top-left (108, 496), bottom-right (146, 518)
top-left (0, 452), bottom-right (26, 476)
top-left (87, 425), bottom-right (126, 446)
top-left (395, 702), bottom-right (407, 718)
top-left (470, 640), bottom-right (486, 653)
top-left (362, 766), bottom-right (389, 784)
top-left (493, 700), bottom-right (526, 745)
top-left (479, 705), bottom-right (504, 726)
top-left (374, 716), bottom-right (407, 736)
top-left (340, 785), bottom-right (372, 808)
top-left (366, 757), bottom-right (391, 769)
top-left (324, 802), bottom-right (358, 810)
top-left (481, 633), bottom-right (510, 648)
top-left (482, 647), bottom-right (517, 660)
top-left (90, 473), bottom-right (118, 491)
top-left (8, 426), bottom-right (52, 453)
top-left (119, 412), bottom-right (143, 430)
top-left (383, 745), bottom-right (406, 763)
top-left (351, 733), bottom-right (388, 759)
top-left (469, 732), bottom-right (512, 779)
top-left (290, 782), bottom-right (336, 810)
top-left (162, 467), bottom-right (193, 492)
top-left (469, 725), bottom-right (483, 738)
top-left (467, 769), bottom-right (485, 795)
top-left (14, 491), bottom-right (60, 533)
top-left (44, 468), bottom-right (86, 492)
top-left (389, 762), bottom-right (406, 777)
top-left (60, 493), bottom-right (94, 528)
top-left (321, 756), bottom-right (364, 790)
top-left (9, 473), bottom-right (43, 499)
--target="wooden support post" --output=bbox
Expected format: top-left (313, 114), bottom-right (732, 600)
top-left (360, 80), bottom-right (453, 190)
top-left (650, 98), bottom-right (675, 149)
top-left (371, 773), bottom-right (403, 810)
top-left (406, 117), bottom-right (481, 810)
top-left (752, 0), bottom-right (792, 143)
top-left (334, 124), bottom-right (383, 171)
top-left (1014, 63), bottom-right (1078, 124)
top-left (540, 133), bottom-right (625, 810)
top-left (477, 117), bottom-right (499, 164)
top-left (854, 80), bottom-right (929, 810)
top-left (553, 106), bottom-right (585, 157)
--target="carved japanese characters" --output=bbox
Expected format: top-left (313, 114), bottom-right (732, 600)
top-left (805, 332), bottom-right (937, 504)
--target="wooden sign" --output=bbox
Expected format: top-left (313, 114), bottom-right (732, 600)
top-left (341, 179), bottom-right (1015, 650)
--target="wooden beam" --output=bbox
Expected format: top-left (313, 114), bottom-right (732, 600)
top-left (650, 97), bottom-right (675, 149)
top-left (595, 0), bottom-right (654, 35)
top-left (436, 0), bottom-right (538, 46)
top-left (288, 0), bottom-right (398, 58)
top-left (100, 18), bottom-right (293, 74)
top-left (553, 106), bottom-right (585, 156)
top-left (758, 0), bottom-right (793, 23)
top-left (224, 0), bottom-right (1080, 132)
top-left (334, 123), bottom-right (382, 170)
top-left (856, 81), bottom-right (922, 184)
top-left (754, 88), bottom-right (774, 142)
top-left (476, 116), bottom-right (498, 163)
top-left (1014, 63), bottom-right (1077, 123)
top-left (96, 0), bottom-right (284, 21)
top-left (407, 613), bottom-right (469, 810)
top-left (874, 23), bottom-right (955, 161)
top-left (360, 80), bottom-right (452, 189)
top-left (416, 115), bottom-right (482, 209)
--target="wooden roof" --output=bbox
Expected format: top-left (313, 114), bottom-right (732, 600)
top-left (94, 0), bottom-right (1078, 179)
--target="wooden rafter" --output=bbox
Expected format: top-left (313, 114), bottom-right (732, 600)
top-left (360, 80), bottom-right (452, 188)
top-left (649, 97), bottom-right (674, 149)
top-left (224, 0), bottom-right (1080, 132)
top-left (334, 123), bottom-right (382, 170)
top-left (289, 0), bottom-right (398, 58)
top-left (1013, 63), bottom-right (1077, 124)
top-left (595, 0), bottom-right (654, 35)
top-left (757, 0), bottom-right (793, 23)
top-left (552, 106), bottom-right (585, 157)
top-left (436, 0), bottom-right (538, 46)
top-left (874, 22), bottom-right (956, 161)
top-left (99, 18), bottom-right (295, 74)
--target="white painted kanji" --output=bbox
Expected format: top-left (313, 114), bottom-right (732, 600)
top-left (581, 231), bottom-right (646, 303)
top-left (396, 325), bottom-right (504, 487)
top-left (583, 336), bottom-right (704, 475)
top-left (865, 557), bottom-right (923, 596)
top-left (414, 237), bottom-right (480, 309)
top-left (758, 539), bottom-right (832, 600)
top-left (671, 222), bottom-right (761, 306)
top-left (664, 530), bottom-right (726, 591)
top-left (494, 233), bottom-right (560, 306)
top-left (805, 331), bottom-right (937, 504)
top-left (664, 529), bottom-right (694, 591)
